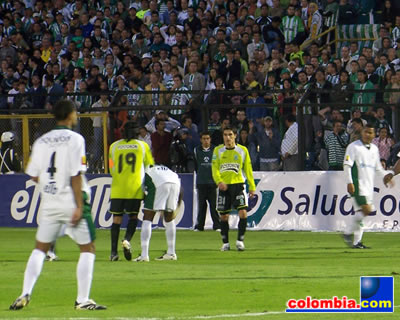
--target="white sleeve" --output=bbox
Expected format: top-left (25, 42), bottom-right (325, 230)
top-left (343, 144), bottom-right (355, 167)
top-left (343, 164), bottom-right (353, 184)
top-left (69, 135), bottom-right (86, 176)
top-left (25, 141), bottom-right (40, 177)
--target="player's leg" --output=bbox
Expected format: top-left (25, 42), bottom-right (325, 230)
top-left (208, 184), bottom-right (221, 231)
top-left (109, 199), bottom-right (124, 261)
top-left (10, 218), bottom-right (59, 310)
top-left (156, 183), bottom-right (180, 260)
top-left (195, 184), bottom-right (207, 231)
top-left (353, 204), bottom-right (372, 248)
top-left (46, 224), bottom-right (66, 261)
top-left (344, 196), bottom-right (370, 249)
top-left (134, 209), bottom-right (155, 262)
top-left (121, 200), bottom-right (141, 261)
top-left (233, 184), bottom-right (248, 251)
top-left (217, 187), bottom-right (231, 251)
top-left (67, 201), bottom-right (106, 310)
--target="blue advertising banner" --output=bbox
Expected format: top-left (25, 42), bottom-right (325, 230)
top-left (0, 174), bottom-right (194, 229)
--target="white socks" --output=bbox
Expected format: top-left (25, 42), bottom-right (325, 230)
top-left (165, 220), bottom-right (176, 255)
top-left (22, 249), bottom-right (46, 296)
top-left (141, 220), bottom-right (152, 259)
top-left (76, 252), bottom-right (95, 304)
top-left (346, 211), bottom-right (365, 245)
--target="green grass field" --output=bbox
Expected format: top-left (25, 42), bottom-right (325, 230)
top-left (0, 228), bottom-right (400, 319)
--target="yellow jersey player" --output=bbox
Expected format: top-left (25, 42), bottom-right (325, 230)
top-left (212, 126), bottom-right (256, 251)
top-left (109, 121), bottom-right (154, 261)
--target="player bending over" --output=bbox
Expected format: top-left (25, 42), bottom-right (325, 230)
top-left (10, 100), bottom-right (106, 310)
top-left (134, 165), bottom-right (182, 261)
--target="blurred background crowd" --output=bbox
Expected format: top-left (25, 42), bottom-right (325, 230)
top-left (0, 0), bottom-right (400, 173)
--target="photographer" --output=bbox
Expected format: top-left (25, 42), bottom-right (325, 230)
top-left (324, 120), bottom-right (349, 171)
top-left (169, 127), bottom-right (195, 173)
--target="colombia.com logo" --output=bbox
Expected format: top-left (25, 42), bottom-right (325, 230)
top-left (286, 277), bottom-right (394, 313)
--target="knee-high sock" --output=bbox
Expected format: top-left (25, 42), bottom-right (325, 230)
top-left (111, 223), bottom-right (121, 254)
top-left (124, 218), bottom-right (138, 242)
top-left (141, 220), bottom-right (152, 259)
top-left (353, 213), bottom-right (365, 245)
top-left (220, 220), bottom-right (229, 244)
top-left (165, 220), bottom-right (176, 255)
top-left (76, 252), bottom-right (95, 304)
top-left (345, 211), bottom-right (364, 236)
top-left (238, 218), bottom-right (247, 241)
top-left (22, 249), bottom-right (46, 296)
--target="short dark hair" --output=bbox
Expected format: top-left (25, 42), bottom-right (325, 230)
top-left (223, 126), bottom-right (237, 134)
top-left (285, 114), bottom-right (296, 123)
top-left (53, 100), bottom-right (76, 121)
top-left (200, 131), bottom-right (211, 138)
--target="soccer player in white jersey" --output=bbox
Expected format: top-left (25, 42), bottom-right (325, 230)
top-left (343, 124), bottom-right (393, 249)
top-left (133, 165), bottom-right (183, 262)
top-left (10, 100), bottom-right (106, 311)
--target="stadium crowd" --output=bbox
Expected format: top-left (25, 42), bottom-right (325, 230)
top-left (0, 0), bottom-right (400, 173)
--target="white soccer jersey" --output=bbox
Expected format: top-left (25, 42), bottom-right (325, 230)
top-left (343, 140), bottom-right (388, 198)
top-left (145, 165), bottom-right (180, 188)
top-left (26, 127), bottom-right (89, 211)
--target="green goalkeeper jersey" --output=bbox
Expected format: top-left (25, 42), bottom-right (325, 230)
top-left (212, 144), bottom-right (256, 191)
top-left (109, 139), bottom-right (154, 199)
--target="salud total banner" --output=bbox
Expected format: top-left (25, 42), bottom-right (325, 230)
top-left (1, 172), bottom-right (400, 231)
top-left (196, 172), bottom-right (400, 232)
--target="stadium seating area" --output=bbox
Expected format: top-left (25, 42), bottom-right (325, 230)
top-left (1, 0), bottom-right (400, 172)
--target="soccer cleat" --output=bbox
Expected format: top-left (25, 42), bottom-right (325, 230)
top-left (353, 242), bottom-right (370, 249)
top-left (133, 255), bottom-right (149, 262)
top-left (46, 251), bottom-right (59, 261)
top-left (220, 243), bottom-right (230, 251)
top-left (122, 240), bottom-right (132, 261)
top-left (75, 299), bottom-right (107, 310)
top-left (342, 234), bottom-right (353, 247)
top-left (10, 294), bottom-right (30, 310)
top-left (236, 240), bottom-right (245, 251)
top-left (110, 253), bottom-right (119, 261)
top-left (155, 253), bottom-right (177, 261)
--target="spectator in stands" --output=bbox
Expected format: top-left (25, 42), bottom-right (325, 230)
top-left (353, 70), bottom-right (375, 113)
top-left (281, 114), bottom-right (299, 171)
top-left (44, 75), bottom-right (64, 110)
top-left (211, 117), bottom-right (230, 146)
top-left (349, 118), bottom-right (364, 142)
top-left (170, 74), bottom-right (192, 121)
top-left (375, 106), bottom-right (393, 136)
top-left (255, 116), bottom-right (281, 171)
top-left (372, 127), bottom-right (394, 161)
top-left (306, 2), bottom-right (323, 43)
top-left (263, 16), bottom-right (284, 52)
top-left (28, 74), bottom-right (47, 110)
top-left (324, 120), bottom-right (349, 170)
top-left (151, 118), bottom-right (173, 166)
top-left (91, 90), bottom-right (110, 173)
top-left (145, 110), bottom-right (180, 134)
top-left (138, 127), bottom-right (152, 149)
top-left (332, 70), bottom-right (354, 105)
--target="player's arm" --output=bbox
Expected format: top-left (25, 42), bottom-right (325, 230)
top-left (70, 173), bottom-right (83, 226)
top-left (144, 142), bottom-right (155, 166)
top-left (25, 141), bottom-right (39, 183)
top-left (343, 164), bottom-right (354, 195)
top-left (211, 147), bottom-right (226, 191)
top-left (243, 147), bottom-right (256, 197)
top-left (343, 145), bottom-right (355, 195)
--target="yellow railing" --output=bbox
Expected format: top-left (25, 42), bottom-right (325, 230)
top-left (0, 112), bottom-right (109, 172)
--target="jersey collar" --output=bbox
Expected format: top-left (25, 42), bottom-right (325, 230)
top-left (54, 125), bottom-right (70, 130)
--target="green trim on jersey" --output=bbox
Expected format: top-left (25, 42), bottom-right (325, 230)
top-left (351, 162), bottom-right (367, 206)
top-left (83, 192), bottom-right (96, 241)
top-left (144, 173), bottom-right (156, 210)
top-left (54, 125), bottom-right (70, 130)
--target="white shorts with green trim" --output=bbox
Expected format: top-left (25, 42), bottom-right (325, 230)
top-left (144, 182), bottom-right (180, 212)
top-left (36, 208), bottom-right (95, 245)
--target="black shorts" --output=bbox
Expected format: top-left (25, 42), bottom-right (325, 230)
top-left (217, 183), bottom-right (248, 214)
top-left (110, 199), bottom-right (141, 215)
